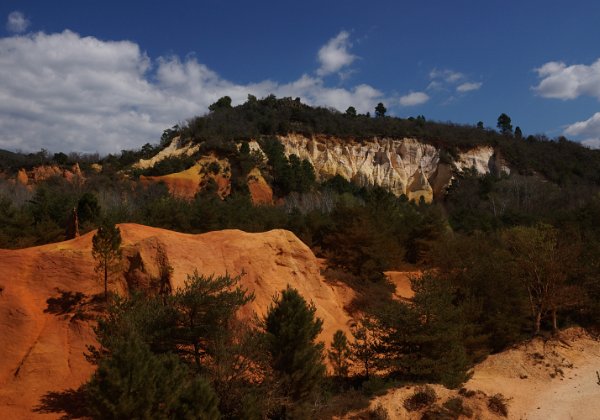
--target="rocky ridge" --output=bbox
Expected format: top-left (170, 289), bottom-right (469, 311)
top-left (133, 135), bottom-right (509, 202)
top-left (277, 134), bottom-right (510, 202)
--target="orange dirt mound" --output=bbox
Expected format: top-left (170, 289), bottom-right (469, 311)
top-left (0, 224), bottom-right (353, 419)
top-left (385, 270), bottom-right (419, 300)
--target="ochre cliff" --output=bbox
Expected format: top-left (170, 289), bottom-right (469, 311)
top-left (14, 163), bottom-right (83, 187)
top-left (0, 224), bottom-right (352, 419)
top-left (140, 155), bottom-right (231, 199)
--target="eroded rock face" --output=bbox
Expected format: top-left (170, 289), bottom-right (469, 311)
top-left (137, 136), bottom-right (510, 203)
top-left (139, 156), bottom-right (231, 200)
top-left (277, 134), bottom-right (509, 202)
top-left (14, 164), bottom-right (84, 187)
top-left (277, 134), bottom-right (436, 201)
top-left (247, 167), bottom-right (273, 204)
top-left (133, 136), bottom-right (200, 170)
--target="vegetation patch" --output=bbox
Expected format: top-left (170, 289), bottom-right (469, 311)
top-left (488, 393), bottom-right (509, 417)
top-left (403, 385), bottom-right (437, 412)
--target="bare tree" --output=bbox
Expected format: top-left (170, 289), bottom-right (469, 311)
top-left (504, 224), bottom-right (578, 334)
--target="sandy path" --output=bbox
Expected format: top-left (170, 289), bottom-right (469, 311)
top-left (524, 361), bottom-right (600, 420)
top-left (466, 329), bottom-right (600, 420)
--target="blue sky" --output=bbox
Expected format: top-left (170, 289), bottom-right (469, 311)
top-left (1, 0), bottom-right (600, 153)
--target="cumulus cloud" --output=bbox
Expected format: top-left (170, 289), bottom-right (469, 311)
top-left (563, 112), bottom-right (600, 148)
top-left (533, 59), bottom-right (600, 100)
top-left (6, 11), bottom-right (30, 33)
top-left (582, 138), bottom-right (600, 149)
top-left (456, 82), bottom-right (482, 93)
top-left (317, 31), bottom-right (357, 76)
top-left (399, 91), bottom-right (429, 106)
top-left (0, 30), bottom-right (384, 153)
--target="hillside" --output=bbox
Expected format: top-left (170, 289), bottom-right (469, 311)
top-left (1, 96), bottom-right (600, 418)
top-left (0, 224), bottom-right (353, 419)
top-left (356, 328), bottom-right (600, 419)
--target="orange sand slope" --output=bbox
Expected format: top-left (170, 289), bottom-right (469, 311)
top-left (0, 224), bottom-right (353, 419)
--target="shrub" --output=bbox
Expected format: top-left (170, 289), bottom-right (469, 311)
top-left (488, 393), bottom-right (509, 417)
top-left (368, 404), bottom-right (390, 420)
top-left (458, 387), bottom-right (476, 398)
top-left (420, 398), bottom-right (473, 419)
top-left (361, 376), bottom-right (388, 397)
top-left (207, 161), bottom-right (221, 175)
top-left (442, 397), bottom-right (473, 418)
top-left (420, 405), bottom-right (452, 420)
top-left (403, 385), bottom-right (437, 412)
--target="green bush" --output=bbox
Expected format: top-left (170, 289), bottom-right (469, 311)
top-left (403, 385), bottom-right (437, 412)
top-left (361, 376), bottom-right (388, 397)
top-left (368, 404), bottom-right (390, 420)
top-left (442, 397), bottom-right (473, 418)
top-left (488, 393), bottom-right (509, 417)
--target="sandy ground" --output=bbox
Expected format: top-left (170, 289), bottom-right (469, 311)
top-left (467, 328), bottom-right (600, 420)
top-left (358, 328), bottom-right (600, 419)
top-left (525, 364), bottom-right (600, 420)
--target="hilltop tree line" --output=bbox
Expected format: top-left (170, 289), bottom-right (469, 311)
top-left (175, 95), bottom-right (600, 186)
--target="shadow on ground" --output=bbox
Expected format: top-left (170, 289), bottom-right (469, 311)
top-left (33, 387), bottom-right (88, 419)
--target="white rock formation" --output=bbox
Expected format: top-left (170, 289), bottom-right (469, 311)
top-left (141, 135), bottom-right (510, 202)
top-left (278, 134), bottom-right (509, 202)
top-left (133, 136), bottom-right (200, 169)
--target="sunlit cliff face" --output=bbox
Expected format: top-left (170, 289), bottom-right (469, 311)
top-left (277, 134), bottom-right (509, 202)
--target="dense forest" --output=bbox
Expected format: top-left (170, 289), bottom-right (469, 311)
top-left (2, 96), bottom-right (600, 418)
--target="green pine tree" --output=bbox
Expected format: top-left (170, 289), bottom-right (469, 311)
top-left (92, 221), bottom-right (122, 301)
top-left (264, 286), bottom-right (326, 417)
top-left (376, 273), bottom-right (471, 388)
top-left (173, 271), bottom-right (253, 370)
top-left (328, 330), bottom-right (351, 379)
top-left (85, 336), bottom-right (220, 420)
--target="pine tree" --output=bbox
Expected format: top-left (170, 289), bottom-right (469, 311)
top-left (376, 273), bottom-right (470, 388)
top-left (349, 319), bottom-right (378, 379)
top-left (496, 113), bottom-right (513, 135)
top-left (92, 221), bottom-right (122, 301)
top-left (375, 102), bottom-right (387, 118)
top-left (173, 271), bottom-right (253, 370)
top-left (264, 286), bottom-right (325, 416)
top-left (328, 330), bottom-right (351, 379)
top-left (86, 336), bottom-right (220, 420)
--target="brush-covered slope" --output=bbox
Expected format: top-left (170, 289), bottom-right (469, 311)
top-left (0, 224), bottom-right (352, 419)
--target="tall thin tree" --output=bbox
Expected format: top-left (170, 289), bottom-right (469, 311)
top-left (92, 221), bottom-right (122, 301)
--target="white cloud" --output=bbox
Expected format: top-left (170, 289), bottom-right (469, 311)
top-left (563, 112), bottom-right (600, 149)
top-left (399, 91), bottom-right (429, 106)
top-left (582, 138), bottom-right (600, 149)
top-left (429, 68), bottom-right (464, 83)
top-left (426, 80), bottom-right (443, 91)
top-left (564, 111), bottom-right (600, 136)
top-left (456, 82), bottom-right (482, 93)
top-left (0, 30), bottom-right (384, 153)
top-left (428, 68), bottom-right (481, 95)
top-left (317, 31), bottom-right (357, 76)
top-left (533, 59), bottom-right (600, 100)
top-left (6, 11), bottom-right (30, 33)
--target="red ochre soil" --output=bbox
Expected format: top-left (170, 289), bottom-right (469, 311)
top-left (0, 224), bottom-right (353, 419)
